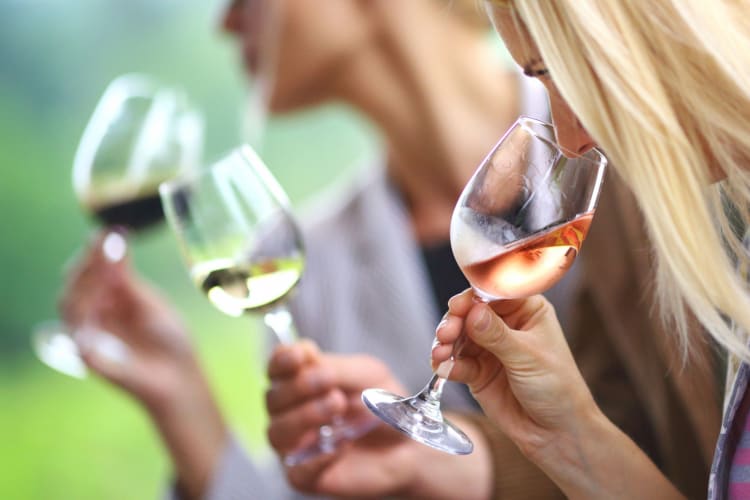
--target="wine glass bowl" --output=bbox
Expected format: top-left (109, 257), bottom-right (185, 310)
top-left (362, 116), bottom-right (607, 454)
top-left (450, 116), bottom-right (604, 301)
top-left (32, 73), bottom-right (203, 378)
top-left (159, 145), bottom-right (305, 322)
top-left (75, 73), bottom-right (203, 231)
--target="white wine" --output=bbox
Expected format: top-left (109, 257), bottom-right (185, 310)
top-left (191, 256), bottom-right (304, 316)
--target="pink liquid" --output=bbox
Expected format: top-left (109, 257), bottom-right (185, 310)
top-left (461, 212), bottom-right (594, 300)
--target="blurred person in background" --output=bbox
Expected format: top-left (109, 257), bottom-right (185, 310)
top-left (61, 0), bottom-right (720, 499)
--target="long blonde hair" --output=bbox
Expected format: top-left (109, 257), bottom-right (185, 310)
top-left (488, 0), bottom-right (750, 360)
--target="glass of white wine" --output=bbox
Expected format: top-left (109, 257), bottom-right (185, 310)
top-left (32, 73), bottom-right (203, 378)
top-left (362, 116), bottom-right (608, 454)
top-left (160, 145), bottom-right (373, 465)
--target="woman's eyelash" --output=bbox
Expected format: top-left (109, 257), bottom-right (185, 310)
top-left (523, 67), bottom-right (550, 78)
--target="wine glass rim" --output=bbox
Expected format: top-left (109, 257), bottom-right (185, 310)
top-left (513, 115), bottom-right (607, 165)
top-left (74, 73), bottom-right (201, 201)
top-left (158, 144), bottom-right (286, 202)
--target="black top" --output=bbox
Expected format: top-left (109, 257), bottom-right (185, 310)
top-left (420, 240), bottom-right (470, 318)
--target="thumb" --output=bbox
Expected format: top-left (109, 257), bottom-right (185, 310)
top-left (464, 302), bottom-right (520, 361)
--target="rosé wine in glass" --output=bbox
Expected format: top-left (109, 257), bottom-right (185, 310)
top-left (362, 116), bottom-right (607, 455)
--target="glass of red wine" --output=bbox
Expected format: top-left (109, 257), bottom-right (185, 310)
top-left (32, 73), bottom-right (203, 378)
top-left (362, 116), bottom-right (607, 454)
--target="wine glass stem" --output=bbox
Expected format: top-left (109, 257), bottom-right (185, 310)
top-left (413, 324), bottom-right (469, 422)
top-left (261, 303), bottom-right (378, 465)
top-left (262, 304), bottom-right (298, 345)
top-left (414, 373), bottom-right (447, 422)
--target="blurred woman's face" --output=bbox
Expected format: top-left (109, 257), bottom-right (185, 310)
top-left (487, 5), bottom-right (596, 157)
top-left (222, 0), bottom-right (371, 113)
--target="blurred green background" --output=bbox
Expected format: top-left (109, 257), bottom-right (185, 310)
top-left (0, 1), bottom-right (377, 498)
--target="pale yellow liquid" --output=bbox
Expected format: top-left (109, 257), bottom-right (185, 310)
top-left (191, 256), bottom-right (304, 316)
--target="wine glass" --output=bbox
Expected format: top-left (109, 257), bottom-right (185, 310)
top-left (362, 116), bottom-right (608, 454)
top-left (32, 73), bottom-right (204, 378)
top-left (159, 145), bottom-right (375, 466)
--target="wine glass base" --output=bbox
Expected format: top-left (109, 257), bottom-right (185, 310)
top-left (32, 323), bottom-right (88, 379)
top-left (361, 388), bottom-right (473, 455)
top-left (283, 415), bottom-right (380, 467)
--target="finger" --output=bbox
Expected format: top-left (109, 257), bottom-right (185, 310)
top-left (266, 364), bottom-right (337, 414)
top-left (485, 297), bottom-right (528, 316)
top-left (60, 268), bottom-right (130, 329)
top-left (66, 230), bottom-right (130, 287)
top-left (435, 346), bottom-right (499, 387)
top-left (77, 330), bottom-right (134, 386)
top-left (489, 295), bottom-right (551, 331)
top-left (267, 339), bottom-right (320, 379)
top-left (317, 354), bottom-right (395, 394)
top-left (445, 288), bottom-right (477, 316)
top-left (285, 450), bottom-right (337, 494)
top-left (434, 313), bottom-right (463, 344)
top-left (464, 302), bottom-right (520, 360)
top-left (267, 390), bottom-right (347, 452)
top-left (59, 235), bottom-right (130, 324)
top-left (312, 440), bottom-right (415, 497)
top-left (431, 335), bottom-right (483, 368)
top-left (431, 342), bottom-right (454, 366)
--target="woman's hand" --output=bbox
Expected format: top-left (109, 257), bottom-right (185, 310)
top-left (60, 230), bottom-right (199, 411)
top-left (266, 341), bottom-right (492, 499)
top-left (432, 289), bottom-right (599, 458)
top-left (432, 289), bottom-right (683, 499)
top-left (60, 230), bottom-right (228, 500)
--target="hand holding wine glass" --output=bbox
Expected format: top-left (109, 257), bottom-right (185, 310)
top-left (59, 230), bottom-right (201, 403)
top-left (431, 290), bottom-right (605, 462)
top-left (362, 116), bottom-right (607, 454)
top-left (159, 145), bottom-right (376, 466)
top-left (33, 73), bottom-right (203, 378)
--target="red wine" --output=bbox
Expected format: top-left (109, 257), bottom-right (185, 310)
top-left (459, 212), bottom-right (594, 300)
top-left (91, 192), bottom-right (164, 232)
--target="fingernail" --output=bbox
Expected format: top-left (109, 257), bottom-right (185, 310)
top-left (431, 337), bottom-right (442, 350)
top-left (102, 232), bottom-right (127, 263)
top-left (436, 360), bottom-right (453, 379)
top-left (475, 307), bottom-right (491, 332)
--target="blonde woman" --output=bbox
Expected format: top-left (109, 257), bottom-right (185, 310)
top-left (431, 1), bottom-right (750, 498)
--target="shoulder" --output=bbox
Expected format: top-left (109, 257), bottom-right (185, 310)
top-left (296, 163), bottom-right (387, 239)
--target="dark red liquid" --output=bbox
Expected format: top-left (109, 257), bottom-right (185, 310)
top-left (91, 193), bottom-right (164, 232)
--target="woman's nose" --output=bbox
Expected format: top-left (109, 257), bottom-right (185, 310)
top-left (549, 94), bottom-right (596, 157)
top-left (555, 118), bottom-right (596, 157)
top-left (221, 0), bottom-right (244, 35)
